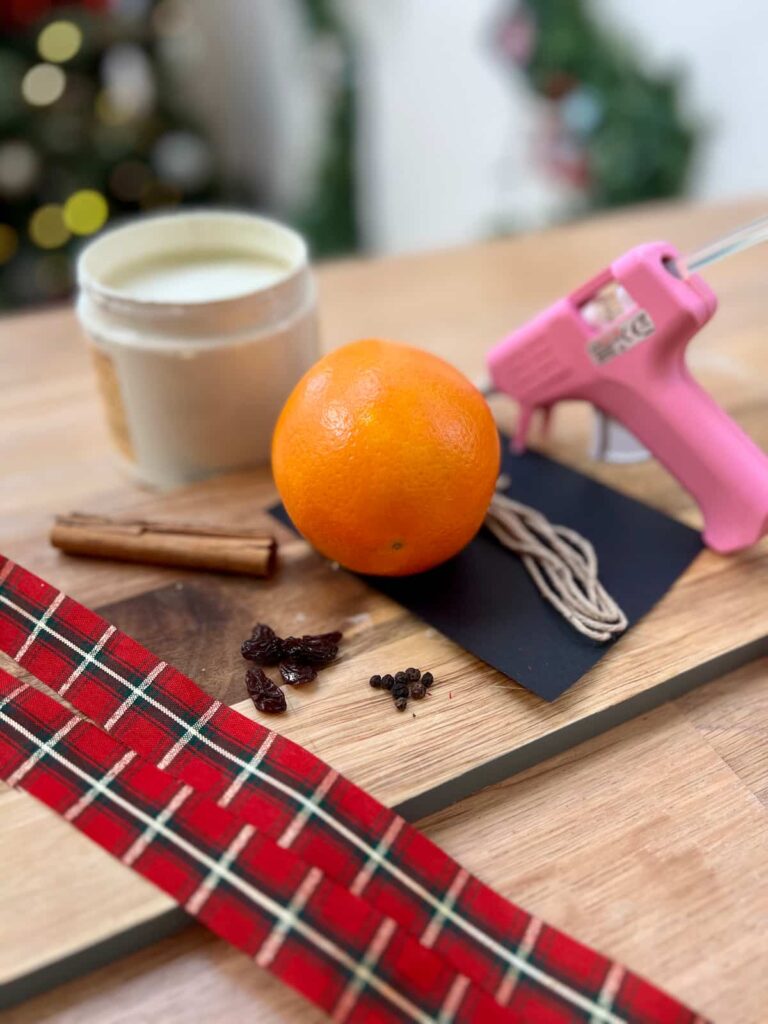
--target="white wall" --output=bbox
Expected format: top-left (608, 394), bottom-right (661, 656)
top-left (183, 0), bottom-right (333, 214)
top-left (599, 0), bottom-right (768, 201)
top-left (182, 0), bottom-right (768, 255)
top-left (351, 0), bottom-right (768, 253)
top-left (345, 0), bottom-right (542, 253)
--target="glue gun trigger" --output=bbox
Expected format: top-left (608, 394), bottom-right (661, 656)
top-left (514, 404), bottom-right (553, 453)
top-left (513, 405), bottom-right (533, 453)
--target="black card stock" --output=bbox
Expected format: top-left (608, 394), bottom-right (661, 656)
top-left (272, 442), bottom-right (703, 701)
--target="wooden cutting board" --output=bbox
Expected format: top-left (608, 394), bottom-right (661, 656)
top-left (2, 198), bottom-right (768, 1004)
top-left (2, 458), bottom-right (766, 1005)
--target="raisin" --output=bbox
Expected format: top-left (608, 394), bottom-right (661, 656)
top-left (381, 674), bottom-right (394, 690)
top-left (394, 696), bottom-right (408, 712)
top-left (245, 667), bottom-right (286, 714)
top-left (394, 671), bottom-right (408, 686)
top-left (405, 667), bottom-right (420, 682)
top-left (279, 661), bottom-right (317, 686)
top-left (392, 681), bottom-right (409, 700)
top-left (422, 672), bottom-right (434, 688)
top-left (410, 682), bottom-right (426, 700)
top-left (282, 635), bottom-right (339, 666)
top-left (241, 624), bottom-right (283, 665)
top-left (369, 674), bottom-right (382, 689)
top-left (315, 630), bottom-right (343, 644)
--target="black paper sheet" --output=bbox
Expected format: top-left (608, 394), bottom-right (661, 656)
top-left (272, 441), bottom-right (703, 701)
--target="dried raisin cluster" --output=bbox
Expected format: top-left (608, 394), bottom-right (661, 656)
top-left (241, 623), bottom-right (342, 714)
top-left (369, 667), bottom-right (434, 712)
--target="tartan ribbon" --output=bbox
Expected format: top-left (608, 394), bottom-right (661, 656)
top-left (0, 556), bottom-right (704, 1023)
top-left (0, 672), bottom-right (514, 1023)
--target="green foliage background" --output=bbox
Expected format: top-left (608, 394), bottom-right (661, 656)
top-left (512, 0), bottom-right (696, 206)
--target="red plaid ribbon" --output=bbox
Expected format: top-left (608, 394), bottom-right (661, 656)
top-left (0, 556), bottom-right (705, 1023)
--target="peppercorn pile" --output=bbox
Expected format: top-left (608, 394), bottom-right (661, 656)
top-left (370, 667), bottom-right (434, 712)
top-left (241, 623), bottom-right (342, 714)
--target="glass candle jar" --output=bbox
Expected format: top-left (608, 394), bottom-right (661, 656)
top-left (77, 210), bottom-right (318, 488)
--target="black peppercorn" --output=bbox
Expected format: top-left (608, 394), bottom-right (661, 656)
top-left (392, 678), bottom-right (409, 697)
top-left (394, 696), bottom-right (408, 711)
top-left (381, 674), bottom-right (394, 690)
top-left (394, 671), bottom-right (408, 686)
top-left (410, 681), bottom-right (426, 700)
top-left (369, 674), bottom-right (382, 689)
top-left (421, 671), bottom-right (434, 688)
top-left (405, 667), bottom-right (420, 682)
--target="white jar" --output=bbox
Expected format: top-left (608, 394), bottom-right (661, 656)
top-left (77, 210), bottom-right (318, 489)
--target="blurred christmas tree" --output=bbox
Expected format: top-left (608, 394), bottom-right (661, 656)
top-left (496, 0), bottom-right (696, 211)
top-left (0, 0), bottom-right (223, 310)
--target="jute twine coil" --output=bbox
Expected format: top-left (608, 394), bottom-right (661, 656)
top-left (484, 490), bottom-right (628, 644)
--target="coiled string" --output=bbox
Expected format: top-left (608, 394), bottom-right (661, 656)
top-left (484, 490), bottom-right (628, 643)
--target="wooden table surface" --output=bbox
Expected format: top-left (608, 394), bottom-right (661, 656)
top-left (2, 197), bottom-right (768, 1023)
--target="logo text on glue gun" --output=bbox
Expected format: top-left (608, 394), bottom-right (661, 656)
top-left (587, 310), bottom-right (655, 365)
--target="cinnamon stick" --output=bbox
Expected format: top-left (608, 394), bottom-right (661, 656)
top-left (50, 513), bottom-right (277, 577)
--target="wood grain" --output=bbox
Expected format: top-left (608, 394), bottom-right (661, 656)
top-left (2, 197), bottom-right (768, 1014)
top-left (6, 658), bottom-right (768, 1024)
top-left (1, 474), bottom-right (764, 991)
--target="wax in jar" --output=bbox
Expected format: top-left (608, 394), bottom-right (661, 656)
top-left (105, 251), bottom-right (291, 303)
top-left (77, 211), bottom-right (317, 488)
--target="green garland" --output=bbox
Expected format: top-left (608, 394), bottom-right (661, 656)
top-left (501, 0), bottom-right (697, 207)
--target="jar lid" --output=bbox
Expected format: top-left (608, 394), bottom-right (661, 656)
top-left (77, 210), bottom-right (312, 343)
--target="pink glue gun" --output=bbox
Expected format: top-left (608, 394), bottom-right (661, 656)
top-left (488, 227), bottom-right (768, 554)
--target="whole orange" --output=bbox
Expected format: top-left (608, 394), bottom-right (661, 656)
top-left (272, 339), bottom-right (500, 575)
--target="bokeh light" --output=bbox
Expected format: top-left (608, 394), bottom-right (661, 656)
top-left (28, 205), bottom-right (70, 249)
top-left (37, 21), bottom-right (83, 64)
top-left (21, 63), bottom-right (66, 107)
top-left (63, 189), bottom-right (109, 235)
top-left (101, 44), bottom-right (155, 120)
top-left (152, 131), bottom-right (212, 191)
top-left (0, 140), bottom-right (39, 198)
top-left (0, 225), bottom-right (19, 265)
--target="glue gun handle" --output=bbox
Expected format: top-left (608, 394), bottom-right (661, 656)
top-left (600, 368), bottom-right (768, 553)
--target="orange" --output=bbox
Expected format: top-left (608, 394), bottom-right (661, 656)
top-left (272, 339), bottom-right (500, 576)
